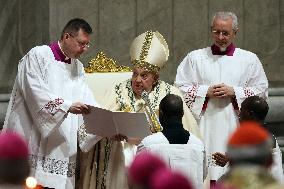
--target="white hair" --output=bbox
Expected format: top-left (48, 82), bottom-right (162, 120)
top-left (211, 11), bottom-right (238, 31)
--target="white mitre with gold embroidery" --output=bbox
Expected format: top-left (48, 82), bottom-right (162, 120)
top-left (130, 31), bottom-right (169, 72)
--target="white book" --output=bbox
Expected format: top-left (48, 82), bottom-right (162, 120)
top-left (83, 105), bottom-right (152, 138)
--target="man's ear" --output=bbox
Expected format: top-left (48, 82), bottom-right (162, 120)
top-left (63, 33), bottom-right (70, 40)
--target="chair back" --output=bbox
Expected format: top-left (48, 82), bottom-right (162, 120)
top-left (85, 52), bottom-right (132, 104)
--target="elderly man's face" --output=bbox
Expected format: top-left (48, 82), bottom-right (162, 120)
top-left (211, 17), bottom-right (237, 49)
top-left (131, 67), bottom-right (158, 97)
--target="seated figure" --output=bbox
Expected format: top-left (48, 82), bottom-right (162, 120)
top-left (137, 94), bottom-right (207, 189)
top-left (79, 31), bottom-right (200, 189)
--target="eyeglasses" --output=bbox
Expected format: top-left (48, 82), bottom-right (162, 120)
top-left (68, 33), bottom-right (90, 49)
top-left (211, 30), bottom-right (233, 37)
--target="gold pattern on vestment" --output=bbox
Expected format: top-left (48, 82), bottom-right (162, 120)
top-left (141, 90), bottom-right (163, 133)
top-left (131, 59), bottom-right (160, 72)
top-left (139, 31), bottom-right (153, 61)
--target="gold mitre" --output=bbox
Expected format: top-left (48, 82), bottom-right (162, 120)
top-left (130, 31), bottom-right (169, 72)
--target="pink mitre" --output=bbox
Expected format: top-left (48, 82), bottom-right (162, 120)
top-left (0, 131), bottom-right (29, 159)
top-left (128, 151), bottom-right (167, 185)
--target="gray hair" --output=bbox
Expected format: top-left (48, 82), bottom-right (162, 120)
top-left (211, 11), bottom-right (238, 31)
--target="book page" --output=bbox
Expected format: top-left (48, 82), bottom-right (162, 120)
top-left (112, 111), bottom-right (151, 138)
top-left (83, 106), bottom-right (116, 137)
top-left (83, 106), bottom-right (151, 138)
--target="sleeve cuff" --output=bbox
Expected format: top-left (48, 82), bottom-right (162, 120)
top-left (79, 134), bottom-right (103, 152)
top-left (60, 100), bottom-right (72, 113)
top-left (233, 86), bottom-right (246, 99)
top-left (196, 85), bottom-right (209, 97)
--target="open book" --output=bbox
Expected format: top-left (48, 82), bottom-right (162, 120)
top-left (83, 106), bottom-right (152, 138)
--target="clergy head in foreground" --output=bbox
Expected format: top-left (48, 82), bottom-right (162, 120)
top-left (149, 169), bottom-right (194, 189)
top-left (226, 121), bottom-right (273, 167)
top-left (128, 151), bottom-right (194, 189)
top-left (0, 131), bottom-right (30, 188)
top-left (128, 151), bottom-right (167, 189)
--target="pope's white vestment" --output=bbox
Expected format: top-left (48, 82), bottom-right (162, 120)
top-left (3, 45), bottom-right (100, 189)
top-left (175, 47), bottom-right (268, 180)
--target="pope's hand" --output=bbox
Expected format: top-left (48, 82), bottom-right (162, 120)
top-left (68, 102), bottom-right (91, 114)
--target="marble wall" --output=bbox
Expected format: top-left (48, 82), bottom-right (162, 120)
top-left (1, 0), bottom-right (283, 91)
top-left (48, 0), bottom-right (284, 86)
top-left (0, 0), bottom-right (49, 93)
top-left (0, 0), bottom-right (284, 125)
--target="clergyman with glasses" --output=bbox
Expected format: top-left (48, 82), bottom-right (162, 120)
top-left (174, 11), bottom-right (268, 184)
top-left (3, 18), bottom-right (101, 189)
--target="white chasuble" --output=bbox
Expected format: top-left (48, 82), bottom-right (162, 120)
top-left (3, 45), bottom-right (99, 189)
top-left (175, 47), bottom-right (268, 180)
